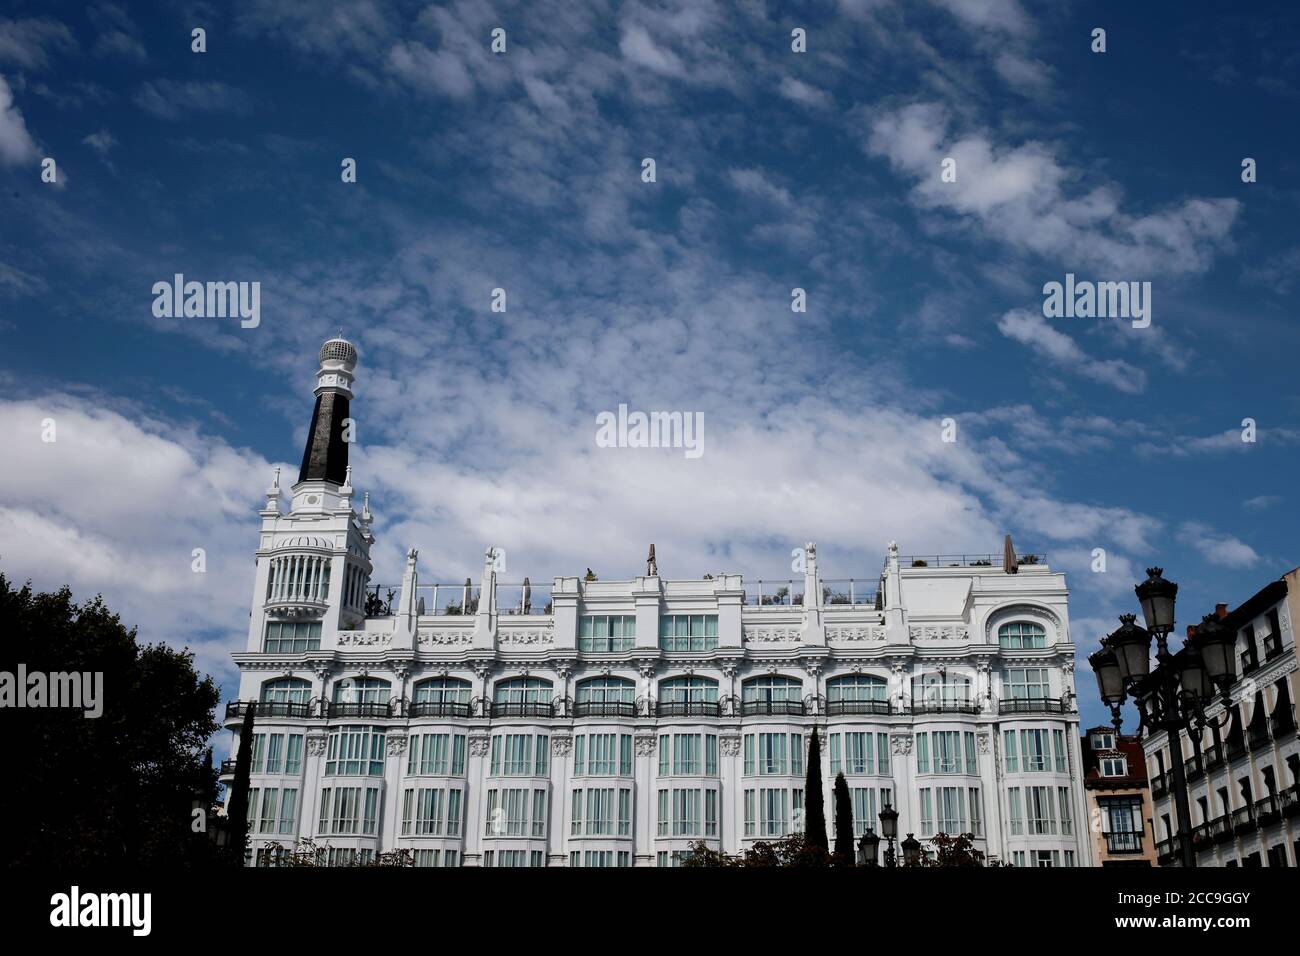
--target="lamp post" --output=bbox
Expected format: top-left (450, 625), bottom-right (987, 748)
top-left (901, 833), bottom-right (922, 867)
top-left (857, 828), bottom-right (881, 867)
top-left (1088, 568), bottom-right (1236, 869)
top-left (878, 800), bottom-right (899, 868)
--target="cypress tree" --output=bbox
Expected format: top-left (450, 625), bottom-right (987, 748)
top-left (226, 701), bottom-right (257, 865)
top-left (833, 771), bottom-right (854, 861)
top-left (804, 727), bottom-right (828, 852)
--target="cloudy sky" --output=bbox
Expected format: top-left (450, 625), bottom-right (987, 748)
top-left (1, 0), bottom-right (1298, 730)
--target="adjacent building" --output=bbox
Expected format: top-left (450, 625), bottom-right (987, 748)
top-left (1081, 728), bottom-right (1155, 866)
top-left (221, 335), bottom-right (1093, 867)
top-left (1141, 571), bottom-right (1300, 866)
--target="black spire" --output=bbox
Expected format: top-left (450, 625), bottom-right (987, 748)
top-left (298, 336), bottom-right (357, 485)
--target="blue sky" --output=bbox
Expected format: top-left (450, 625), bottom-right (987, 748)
top-left (1, 0), bottom-right (1298, 732)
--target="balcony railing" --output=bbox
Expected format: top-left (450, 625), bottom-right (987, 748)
top-left (1280, 785), bottom-right (1300, 819)
top-left (741, 699), bottom-right (806, 717)
top-left (220, 759), bottom-right (237, 775)
top-left (656, 700), bottom-right (721, 718)
top-left (327, 701), bottom-right (394, 719)
top-left (1210, 814), bottom-right (1233, 844)
top-left (1151, 773), bottom-right (1168, 798)
top-left (1104, 831), bottom-right (1144, 854)
top-left (226, 700), bottom-right (313, 719)
top-left (409, 701), bottom-right (473, 719)
top-left (1224, 736), bottom-right (1245, 761)
top-left (889, 553), bottom-right (1047, 569)
top-left (1184, 756), bottom-right (1204, 782)
top-left (1154, 836), bottom-right (1182, 864)
top-left (490, 701), bottom-right (554, 719)
top-left (1230, 806), bottom-right (1256, 835)
top-left (998, 698), bottom-right (1066, 715)
top-left (1203, 748), bottom-right (1223, 770)
top-left (825, 699), bottom-right (891, 716)
top-left (573, 700), bottom-right (637, 718)
top-left (910, 700), bottom-right (981, 716)
top-left (1255, 795), bottom-right (1281, 826)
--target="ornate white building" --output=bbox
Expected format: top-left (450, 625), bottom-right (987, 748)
top-left (221, 336), bottom-right (1093, 867)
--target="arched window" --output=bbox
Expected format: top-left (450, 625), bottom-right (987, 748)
top-left (576, 677), bottom-right (636, 704)
top-left (261, 677), bottom-right (312, 705)
top-left (332, 677), bottom-right (391, 704)
top-left (998, 621), bottom-right (1046, 649)
top-left (742, 676), bottom-right (804, 716)
top-left (826, 675), bottom-right (889, 715)
top-left (575, 677), bottom-right (637, 718)
top-left (413, 678), bottom-right (471, 704)
top-left (826, 675), bottom-right (887, 702)
top-left (911, 672), bottom-right (972, 710)
top-left (658, 677), bottom-right (719, 703)
top-left (493, 677), bottom-right (553, 704)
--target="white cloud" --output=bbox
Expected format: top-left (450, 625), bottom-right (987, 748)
top-left (997, 308), bottom-right (1147, 393)
top-left (0, 73), bottom-right (37, 165)
top-left (778, 76), bottom-right (832, 108)
top-left (864, 102), bottom-right (1240, 275)
top-left (0, 17), bottom-right (75, 70)
top-left (134, 80), bottom-right (251, 120)
top-left (0, 394), bottom-right (273, 681)
top-left (1178, 521), bottom-right (1260, 569)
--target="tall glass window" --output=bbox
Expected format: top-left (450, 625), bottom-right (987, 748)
top-left (413, 678), bottom-right (471, 704)
top-left (579, 615), bottom-right (636, 652)
top-left (1003, 667), bottom-right (1050, 699)
top-left (261, 677), bottom-right (311, 705)
top-left (659, 614), bottom-right (719, 651)
top-left (263, 621), bottom-right (322, 654)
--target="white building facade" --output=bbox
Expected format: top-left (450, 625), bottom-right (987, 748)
top-left (1142, 571), bottom-right (1299, 867)
top-left (222, 337), bottom-right (1093, 867)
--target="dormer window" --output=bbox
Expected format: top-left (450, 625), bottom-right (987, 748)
top-left (1100, 757), bottom-right (1127, 777)
top-left (1091, 732), bottom-right (1115, 751)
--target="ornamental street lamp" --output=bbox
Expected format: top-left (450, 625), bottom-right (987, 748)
top-left (901, 833), bottom-right (922, 867)
top-left (857, 828), bottom-right (881, 867)
top-left (878, 800), bottom-right (899, 868)
top-left (1089, 568), bottom-right (1234, 869)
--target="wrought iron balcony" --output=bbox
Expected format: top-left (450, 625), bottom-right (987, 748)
top-left (1280, 784), bottom-right (1300, 819)
top-left (910, 700), bottom-right (981, 715)
top-left (825, 699), bottom-right (891, 716)
top-left (741, 699), bottom-right (806, 717)
top-left (656, 700), bottom-right (721, 718)
top-left (327, 701), bottom-right (394, 719)
top-left (1154, 836), bottom-right (1182, 864)
top-left (1230, 806), bottom-right (1256, 835)
top-left (573, 700), bottom-right (637, 718)
top-left (490, 701), bottom-right (554, 719)
top-left (1184, 756), bottom-right (1204, 782)
top-left (998, 698), bottom-right (1066, 715)
top-left (1203, 748), bottom-right (1224, 770)
top-left (1255, 795), bottom-right (1281, 826)
top-left (219, 759), bottom-right (237, 775)
top-left (1210, 814), bottom-right (1233, 844)
top-left (226, 700), bottom-right (314, 719)
top-left (409, 700), bottom-right (473, 719)
top-left (1104, 831), bottom-right (1144, 854)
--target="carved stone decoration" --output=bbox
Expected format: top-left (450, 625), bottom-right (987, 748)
top-left (977, 732), bottom-right (991, 754)
top-left (803, 659), bottom-right (824, 678)
top-left (891, 734), bottom-right (913, 756)
top-left (719, 736), bottom-right (742, 757)
top-left (419, 629), bottom-right (472, 647)
top-left (305, 734), bottom-right (329, 756)
top-left (718, 660), bottom-right (742, 680)
top-left (468, 735), bottom-right (492, 758)
top-left (472, 662), bottom-right (493, 682)
top-left (908, 624), bottom-right (970, 642)
top-left (551, 735), bottom-right (573, 757)
top-left (386, 735), bottom-right (408, 756)
top-left (637, 661), bottom-right (657, 680)
top-left (825, 625), bottom-right (886, 642)
top-left (744, 627), bottom-right (801, 643)
top-left (498, 627), bottom-right (555, 646)
top-left (392, 662), bottom-right (410, 681)
top-left (634, 735), bottom-right (657, 757)
top-left (552, 660), bottom-right (574, 682)
top-left (337, 630), bottom-right (393, 647)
